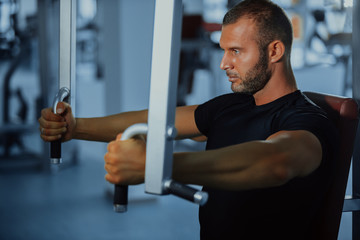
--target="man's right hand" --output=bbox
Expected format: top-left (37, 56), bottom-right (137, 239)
top-left (38, 102), bottom-right (76, 142)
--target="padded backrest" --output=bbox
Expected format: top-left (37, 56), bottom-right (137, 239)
top-left (304, 91), bottom-right (359, 239)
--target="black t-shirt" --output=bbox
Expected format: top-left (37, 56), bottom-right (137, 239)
top-left (194, 90), bottom-right (338, 240)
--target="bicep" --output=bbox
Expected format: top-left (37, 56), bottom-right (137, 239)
top-left (266, 130), bottom-right (323, 177)
top-left (175, 105), bottom-right (206, 140)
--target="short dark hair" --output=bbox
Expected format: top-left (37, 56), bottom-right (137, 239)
top-left (223, 0), bottom-right (293, 57)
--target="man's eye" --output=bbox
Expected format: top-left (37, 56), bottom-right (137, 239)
top-left (232, 49), bottom-right (240, 54)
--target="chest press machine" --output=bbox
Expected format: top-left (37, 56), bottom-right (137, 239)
top-left (51, 0), bottom-right (208, 212)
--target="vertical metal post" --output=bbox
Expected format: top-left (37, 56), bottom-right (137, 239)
top-left (353, 127), bottom-right (360, 240)
top-left (38, 0), bottom-right (53, 170)
top-left (145, 0), bottom-right (183, 195)
top-left (50, 0), bottom-right (76, 164)
top-left (113, 0), bottom-right (207, 211)
top-left (59, 0), bottom-right (76, 111)
top-left (352, 0), bottom-right (360, 239)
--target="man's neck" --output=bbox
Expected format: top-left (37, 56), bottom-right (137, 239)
top-left (253, 86), bottom-right (297, 106)
top-left (253, 65), bottom-right (297, 106)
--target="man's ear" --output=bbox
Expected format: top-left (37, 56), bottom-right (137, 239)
top-left (268, 40), bottom-right (285, 63)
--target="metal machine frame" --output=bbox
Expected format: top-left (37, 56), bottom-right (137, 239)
top-left (50, 0), bottom-right (76, 165)
top-left (343, 1), bottom-right (360, 239)
top-left (145, 0), bottom-right (183, 195)
top-left (113, 0), bottom-right (207, 212)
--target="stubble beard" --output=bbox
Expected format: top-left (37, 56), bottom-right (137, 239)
top-left (231, 50), bottom-right (272, 95)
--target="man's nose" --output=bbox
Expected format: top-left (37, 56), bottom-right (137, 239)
top-left (220, 53), bottom-right (232, 70)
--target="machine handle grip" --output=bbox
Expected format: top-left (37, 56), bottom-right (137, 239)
top-left (113, 185), bottom-right (128, 212)
top-left (50, 87), bottom-right (70, 165)
top-left (50, 139), bottom-right (62, 164)
top-left (164, 180), bottom-right (208, 206)
top-left (113, 123), bottom-right (148, 213)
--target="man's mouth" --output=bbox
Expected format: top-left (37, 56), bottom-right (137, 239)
top-left (227, 75), bottom-right (240, 82)
top-left (226, 71), bottom-right (240, 82)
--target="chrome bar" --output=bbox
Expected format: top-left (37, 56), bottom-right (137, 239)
top-left (50, 0), bottom-right (76, 164)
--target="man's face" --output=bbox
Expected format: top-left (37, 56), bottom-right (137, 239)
top-left (219, 18), bottom-right (271, 94)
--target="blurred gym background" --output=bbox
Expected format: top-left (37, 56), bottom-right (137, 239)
top-left (0, 0), bottom-right (358, 239)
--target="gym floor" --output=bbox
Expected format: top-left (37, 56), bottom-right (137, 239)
top-left (0, 154), bottom-right (201, 240)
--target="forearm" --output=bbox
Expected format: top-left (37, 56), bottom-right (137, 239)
top-left (73, 105), bottom-right (202, 142)
top-left (74, 110), bottom-right (148, 142)
top-left (172, 131), bottom-right (322, 191)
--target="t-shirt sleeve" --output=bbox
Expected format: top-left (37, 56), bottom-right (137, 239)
top-left (195, 93), bottom-right (253, 137)
top-left (194, 96), bottom-right (224, 136)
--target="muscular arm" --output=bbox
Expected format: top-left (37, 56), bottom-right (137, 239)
top-left (74, 110), bottom-right (149, 142)
top-left (74, 105), bottom-right (202, 142)
top-left (172, 130), bottom-right (322, 190)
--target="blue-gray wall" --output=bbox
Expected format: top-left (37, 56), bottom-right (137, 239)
top-left (98, 0), bottom-right (155, 115)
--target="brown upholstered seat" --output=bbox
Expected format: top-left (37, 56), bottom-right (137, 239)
top-left (304, 91), bottom-right (359, 239)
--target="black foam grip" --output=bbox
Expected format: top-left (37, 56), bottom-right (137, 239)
top-left (167, 181), bottom-right (197, 202)
top-left (114, 185), bottom-right (128, 206)
top-left (50, 139), bottom-right (61, 159)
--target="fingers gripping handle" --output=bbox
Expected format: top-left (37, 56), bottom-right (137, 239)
top-left (113, 123), bottom-right (149, 213)
top-left (113, 123), bottom-right (208, 211)
top-left (164, 180), bottom-right (208, 206)
top-left (50, 87), bottom-right (70, 164)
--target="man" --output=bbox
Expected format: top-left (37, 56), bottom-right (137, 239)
top-left (39, 0), bottom-right (338, 239)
